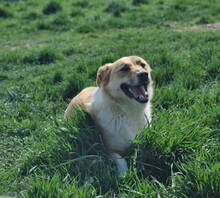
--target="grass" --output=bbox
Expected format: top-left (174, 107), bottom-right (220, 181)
top-left (42, 1), bottom-right (62, 15)
top-left (0, 0), bottom-right (220, 197)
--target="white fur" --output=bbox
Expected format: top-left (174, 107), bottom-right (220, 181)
top-left (91, 88), bottom-right (151, 151)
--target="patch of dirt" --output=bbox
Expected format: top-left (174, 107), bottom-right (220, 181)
top-left (176, 22), bottom-right (220, 32)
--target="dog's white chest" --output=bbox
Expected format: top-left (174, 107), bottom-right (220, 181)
top-left (91, 88), bottom-right (150, 152)
top-left (94, 106), bottom-right (147, 152)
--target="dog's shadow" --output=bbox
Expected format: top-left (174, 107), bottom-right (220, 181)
top-left (127, 126), bottom-right (180, 186)
top-left (128, 142), bottom-right (172, 185)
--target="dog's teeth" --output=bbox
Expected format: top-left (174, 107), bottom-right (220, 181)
top-left (140, 85), bottom-right (147, 96)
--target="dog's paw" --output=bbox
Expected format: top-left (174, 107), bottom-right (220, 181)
top-left (111, 153), bottom-right (128, 177)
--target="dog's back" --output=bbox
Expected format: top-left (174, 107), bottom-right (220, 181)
top-left (64, 87), bottom-right (97, 119)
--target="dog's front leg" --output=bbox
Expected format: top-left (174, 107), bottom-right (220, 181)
top-left (111, 153), bottom-right (128, 177)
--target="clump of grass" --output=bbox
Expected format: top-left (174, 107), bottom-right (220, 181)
top-left (162, 3), bottom-right (187, 21)
top-left (0, 7), bottom-right (12, 18)
top-left (0, 74), bottom-right (8, 81)
top-left (70, 9), bottom-right (84, 17)
top-left (171, 3), bottom-right (187, 12)
top-left (37, 50), bottom-right (57, 64)
top-left (73, 0), bottom-right (91, 8)
top-left (62, 47), bottom-right (76, 56)
top-left (181, 73), bottom-right (204, 90)
top-left (6, 87), bottom-right (25, 103)
top-left (153, 66), bottom-right (175, 87)
top-left (131, 140), bottom-right (171, 184)
top-left (50, 14), bottom-right (71, 31)
top-left (52, 71), bottom-right (63, 84)
top-left (207, 62), bottom-right (220, 81)
top-left (105, 2), bottom-right (128, 17)
top-left (157, 0), bottom-right (164, 5)
top-left (151, 51), bottom-right (180, 87)
top-left (117, 174), bottom-right (162, 197)
top-left (0, 64), bottom-right (9, 71)
top-left (174, 159), bottom-right (220, 198)
top-left (37, 21), bottom-right (51, 30)
top-left (62, 74), bottom-right (87, 100)
top-left (24, 12), bottom-right (39, 20)
top-left (131, 107), bottom-right (211, 184)
top-left (101, 54), bottom-right (118, 65)
top-left (23, 49), bottom-right (57, 65)
top-left (3, 0), bottom-right (20, 3)
top-left (196, 16), bottom-right (214, 24)
top-left (132, 0), bottom-right (149, 6)
top-left (77, 24), bottom-right (95, 33)
top-left (51, 14), bottom-right (71, 29)
top-left (151, 50), bottom-right (175, 67)
top-left (76, 64), bottom-right (88, 73)
top-left (207, 109), bottom-right (220, 132)
top-left (42, 1), bottom-right (62, 15)
top-left (26, 174), bottom-right (97, 198)
top-left (155, 84), bottom-right (191, 109)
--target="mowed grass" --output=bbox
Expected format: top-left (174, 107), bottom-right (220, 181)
top-left (0, 0), bottom-right (220, 197)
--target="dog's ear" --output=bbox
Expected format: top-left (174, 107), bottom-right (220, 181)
top-left (96, 63), bottom-right (112, 87)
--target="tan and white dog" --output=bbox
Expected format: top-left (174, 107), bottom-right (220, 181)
top-left (65, 56), bottom-right (153, 176)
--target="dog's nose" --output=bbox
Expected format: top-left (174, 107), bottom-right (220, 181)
top-left (138, 72), bottom-right (149, 84)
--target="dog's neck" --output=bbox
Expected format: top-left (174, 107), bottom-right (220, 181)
top-left (92, 87), bottom-right (147, 118)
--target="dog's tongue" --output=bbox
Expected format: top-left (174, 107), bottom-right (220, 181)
top-left (130, 85), bottom-right (148, 99)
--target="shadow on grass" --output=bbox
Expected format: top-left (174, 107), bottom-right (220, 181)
top-left (62, 109), bottom-right (118, 193)
top-left (128, 139), bottom-right (172, 185)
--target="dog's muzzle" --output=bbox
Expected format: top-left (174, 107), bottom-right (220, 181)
top-left (120, 72), bottom-right (149, 103)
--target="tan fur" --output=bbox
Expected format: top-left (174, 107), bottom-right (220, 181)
top-left (65, 56), bottom-right (153, 176)
top-left (65, 87), bottom-right (96, 118)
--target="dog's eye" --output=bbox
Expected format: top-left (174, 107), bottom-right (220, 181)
top-left (120, 64), bottom-right (130, 72)
top-left (136, 60), bottom-right (145, 68)
top-left (140, 63), bottom-right (145, 68)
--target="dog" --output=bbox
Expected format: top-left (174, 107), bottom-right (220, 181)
top-left (64, 56), bottom-right (153, 176)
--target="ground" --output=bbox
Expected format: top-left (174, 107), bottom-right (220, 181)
top-left (0, 0), bottom-right (220, 197)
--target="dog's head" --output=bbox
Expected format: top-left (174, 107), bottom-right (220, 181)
top-left (96, 56), bottom-right (153, 104)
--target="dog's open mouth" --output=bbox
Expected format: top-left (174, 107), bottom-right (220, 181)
top-left (120, 83), bottom-right (149, 103)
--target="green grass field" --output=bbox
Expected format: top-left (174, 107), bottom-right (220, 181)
top-left (0, 0), bottom-right (220, 197)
